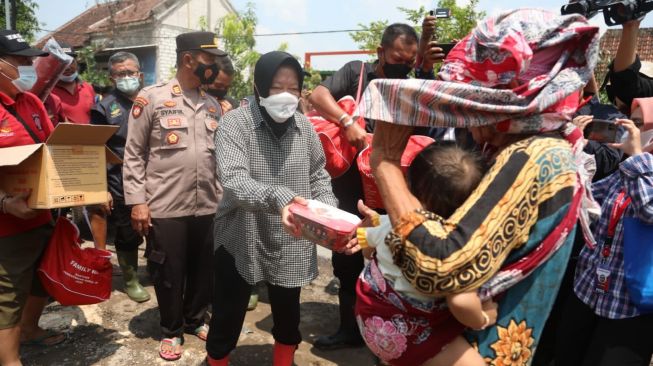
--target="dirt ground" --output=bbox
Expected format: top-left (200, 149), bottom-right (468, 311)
top-left (20, 245), bottom-right (377, 366)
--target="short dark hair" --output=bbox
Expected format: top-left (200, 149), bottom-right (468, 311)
top-left (407, 142), bottom-right (486, 218)
top-left (381, 23), bottom-right (418, 48)
top-left (217, 56), bottom-right (234, 76)
top-left (108, 51), bottom-right (140, 73)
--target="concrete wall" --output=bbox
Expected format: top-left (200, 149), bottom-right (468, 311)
top-left (160, 0), bottom-right (234, 32)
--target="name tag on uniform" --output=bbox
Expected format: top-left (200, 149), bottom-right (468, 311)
top-left (595, 264), bottom-right (611, 294)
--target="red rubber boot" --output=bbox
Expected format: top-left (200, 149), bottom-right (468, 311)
top-left (206, 355), bottom-right (229, 366)
top-left (272, 342), bottom-right (297, 366)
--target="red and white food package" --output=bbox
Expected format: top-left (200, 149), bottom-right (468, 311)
top-left (289, 199), bottom-right (361, 251)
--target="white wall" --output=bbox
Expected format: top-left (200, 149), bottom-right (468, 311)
top-left (160, 0), bottom-right (234, 31)
top-left (155, 0), bottom-right (235, 82)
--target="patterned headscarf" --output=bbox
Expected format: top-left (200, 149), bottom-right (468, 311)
top-left (359, 9), bottom-right (600, 134)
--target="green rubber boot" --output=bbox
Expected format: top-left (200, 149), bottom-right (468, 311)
top-left (117, 250), bottom-right (150, 303)
top-left (247, 293), bottom-right (259, 311)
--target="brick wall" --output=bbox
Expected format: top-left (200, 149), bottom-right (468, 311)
top-left (155, 25), bottom-right (190, 82)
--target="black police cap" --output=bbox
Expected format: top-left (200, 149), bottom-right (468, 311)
top-left (176, 31), bottom-right (226, 56)
top-left (0, 30), bottom-right (48, 57)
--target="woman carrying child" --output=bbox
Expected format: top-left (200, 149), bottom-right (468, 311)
top-left (349, 9), bottom-right (601, 366)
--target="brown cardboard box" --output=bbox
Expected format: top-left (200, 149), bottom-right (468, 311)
top-left (0, 123), bottom-right (120, 209)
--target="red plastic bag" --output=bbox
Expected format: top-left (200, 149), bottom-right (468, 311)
top-left (306, 96), bottom-right (365, 178)
top-left (31, 38), bottom-right (73, 101)
top-left (38, 217), bottom-right (113, 305)
top-left (357, 135), bottom-right (435, 209)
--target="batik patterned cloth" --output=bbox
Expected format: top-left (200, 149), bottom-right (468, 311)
top-left (355, 9), bottom-right (602, 364)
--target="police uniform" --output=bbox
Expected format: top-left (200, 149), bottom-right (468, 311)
top-left (122, 32), bottom-right (224, 339)
top-left (90, 90), bottom-right (142, 251)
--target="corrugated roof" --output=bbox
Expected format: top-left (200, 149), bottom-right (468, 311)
top-left (596, 28), bottom-right (653, 80)
top-left (36, 0), bottom-right (166, 49)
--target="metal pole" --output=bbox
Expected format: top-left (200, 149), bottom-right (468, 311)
top-left (4, 0), bottom-right (12, 30)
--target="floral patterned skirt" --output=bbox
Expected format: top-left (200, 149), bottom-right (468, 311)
top-left (355, 259), bottom-right (465, 366)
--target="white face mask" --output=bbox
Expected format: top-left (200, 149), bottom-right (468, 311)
top-left (59, 72), bottom-right (78, 83)
top-left (641, 129), bottom-right (653, 153)
top-left (259, 92), bottom-right (299, 123)
top-left (0, 59), bottom-right (37, 92)
top-left (116, 76), bottom-right (141, 95)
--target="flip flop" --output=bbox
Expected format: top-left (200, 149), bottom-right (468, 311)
top-left (21, 329), bottom-right (68, 347)
top-left (189, 324), bottom-right (209, 341)
top-left (159, 337), bottom-right (183, 361)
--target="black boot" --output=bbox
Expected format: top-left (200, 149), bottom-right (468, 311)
top-left (314, 291), bottom-right (364, 350)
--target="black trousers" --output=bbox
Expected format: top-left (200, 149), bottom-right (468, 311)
top-left (554, 293), bottom-right (653, 366)
top-left (146, 215), bottom-right (214, 338)
top-left (331, 160), bottom-right (366, 335)
top-left (207, 246), bottom-right (301, 359)
top-left (108, 200), bottom-right (143, 252)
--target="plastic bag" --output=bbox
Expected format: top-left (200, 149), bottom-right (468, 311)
top-left (37, 217), bottom-right (113, 306)
top-left (30, 38), bottom-right (73, 101)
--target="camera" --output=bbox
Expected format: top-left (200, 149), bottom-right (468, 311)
top-left (560, 0), bottom-right (653, 26)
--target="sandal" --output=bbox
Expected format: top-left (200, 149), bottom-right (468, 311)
top-left (21, 329), bottom-right (68, 347)
top-left (159, 337), bottom-right (183, 361)
top-left (189, 324), bottom-right (209, 341)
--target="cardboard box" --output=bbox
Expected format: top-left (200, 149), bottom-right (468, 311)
top-left (0, 123), bottom-right (120, 209)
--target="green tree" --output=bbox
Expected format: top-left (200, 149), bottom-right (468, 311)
top-left (78, 45), bottom-right (110, 87)
top-left (0, 0), bottom-right (41, 43)
top-left (350, 1), bottom-right (485, 60)
top-left (216, 2), bottom-right (260, 100)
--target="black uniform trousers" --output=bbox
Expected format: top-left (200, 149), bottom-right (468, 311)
top-left (330, 159), bottom-right (365, 336)
top-left (554, 293), bottom-right (653, 366)
top-left (146, 215), bottom-right (214, 338)
top-left (207, 246), bottom-right (302, 359)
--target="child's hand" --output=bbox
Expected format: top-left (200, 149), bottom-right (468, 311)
top-left (482, 300), bottom-right (498, 328)
top-left (609, 119), bottom-right (643, 156)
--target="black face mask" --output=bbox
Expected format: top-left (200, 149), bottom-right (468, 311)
top-left (382, 61), bottom-right (412, 79)
top-left (193, 60), bottom-right (219, 85)
top-left (206, 88), bottom-right (228, 99)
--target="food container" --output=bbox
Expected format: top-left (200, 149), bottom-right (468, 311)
top-left (289, 199), bottom-right (361, 251)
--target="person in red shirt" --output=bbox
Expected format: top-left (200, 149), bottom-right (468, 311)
top-left (42, 92), bottom-right (64, 126)
top-left (50, 41), bottom-right (95, 124)
top-left (0, 30), bottom-right (66, 366)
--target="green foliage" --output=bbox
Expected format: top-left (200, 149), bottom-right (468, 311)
top-left (350, 1), bottom-right (485, 61)
top-left (77, 45), bottom-right (110, 87)
top-left (303, 67), bottom-right (323, 91)
top-left (198, 15), bottom-right (208, 31)
top-left (216, 2), bottom-right (260, 100)
top-left (0, 0), bottom-right (41, 43)
top-left (349, 20), bottom-right (389, 53)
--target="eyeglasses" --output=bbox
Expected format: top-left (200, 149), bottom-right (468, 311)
top-left (111, 70), bottom-right (141, 78)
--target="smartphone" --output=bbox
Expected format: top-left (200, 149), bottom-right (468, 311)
top-left (430, 8), bottom-right (451, 18)
top-left (584, 119), bottom-right (619, 143)
top-left (432, 42), bottom-right (456, 57)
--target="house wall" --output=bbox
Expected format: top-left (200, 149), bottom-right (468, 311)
top-left (160, 0), bottom-right (234, 31)
top-left (154, 0), bottom-right (235, 82)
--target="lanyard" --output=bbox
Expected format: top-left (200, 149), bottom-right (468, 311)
top-left (607, 191), bottom-right (632, 238)
top-left (602, 190), bottom-right (632, 258)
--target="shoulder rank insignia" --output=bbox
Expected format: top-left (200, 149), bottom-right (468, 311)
top-left (172, 85), bottom-right (182, 96)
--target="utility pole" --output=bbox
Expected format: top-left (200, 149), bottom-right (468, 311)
top-left (4, 0), bottom-right (16, 30)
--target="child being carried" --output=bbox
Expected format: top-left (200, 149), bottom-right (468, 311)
top-left (353, 142), bottom-right (496, 366)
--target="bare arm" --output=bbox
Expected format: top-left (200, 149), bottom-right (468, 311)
top-left (613, 20), bottom-right (640, 73)
top-left (447, 293), bottom-right (498, 330)
top-left (310, 85), bottom-right (349, 125)
top-left (370, 121), bottom-right (421, 225)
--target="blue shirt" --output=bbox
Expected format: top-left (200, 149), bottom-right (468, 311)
top-left (574, 153), bottom-right (653, 319)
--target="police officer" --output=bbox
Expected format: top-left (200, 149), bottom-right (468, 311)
top-left (123, 31), bottom-right (224, 361)
top-left (89, 51), bottom-right (150, 303)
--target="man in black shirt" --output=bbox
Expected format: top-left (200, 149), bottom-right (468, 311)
top-left (607, 19), bottom-right (653, 114)
top-left (88, 51), bottom-right (150, 303)
top-left (309, 18), bottom-right (446, 350)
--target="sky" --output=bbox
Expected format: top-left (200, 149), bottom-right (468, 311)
top-left (34, 0), bottom-right (653, 70)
